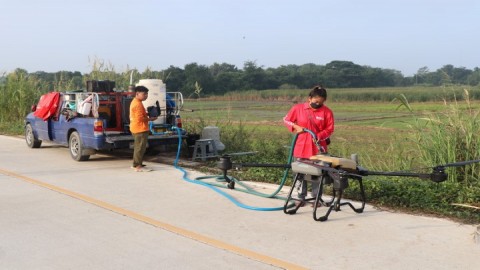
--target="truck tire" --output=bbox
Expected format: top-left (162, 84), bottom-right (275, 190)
top-left (25, 123), bottom-right (42, 148)
top-left (69, 131), bottom-right (90, 161)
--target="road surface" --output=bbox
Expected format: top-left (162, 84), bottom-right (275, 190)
top-left (0, 135), bottom-right (479, 269)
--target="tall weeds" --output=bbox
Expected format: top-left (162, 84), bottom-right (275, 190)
top-left (408, 89), bottom-right (480, 184)
top-left (0, 70), bottom-right (46, 133)
top-left (352, 89), bottom-right (480, 222)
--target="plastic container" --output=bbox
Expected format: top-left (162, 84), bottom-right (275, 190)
top-left (78, 102), bottom-right (91, 115)
top-left (201, 126), bottom-right (225, 151)
top-left (136, 79), bottom-right (167, 124)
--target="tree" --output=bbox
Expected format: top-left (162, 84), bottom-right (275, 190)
top-left (209, 63), bottom-right (239, 94)
top-left (242, 61), bottom-right (266, 90)
top-left (162, 65), bottom-right (185, 92)
top-left (183, 63), bottom-right (214, 96)
top-left (209, 62), bottom-right (238, 77)
top-left (323, 61), bottom-right (365, 87)
top-left (415, 66), bottom-right (430, 84)
top-left (467, 67), bottom-right (480, 86)
top-left (298, 63), bottom-right (324, 88)
top-left (438, 65), bottom-right (454, 85)
top-left (214, 71), bottom-right (242, 93)
top-left (451, 67), bottom-right (472, 85)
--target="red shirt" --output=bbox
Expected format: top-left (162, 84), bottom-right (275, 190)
top-left (283, 102), bottom-right (334, 158)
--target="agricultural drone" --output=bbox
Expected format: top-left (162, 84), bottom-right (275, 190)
top-left (216, 129), bottom-right (480, 222)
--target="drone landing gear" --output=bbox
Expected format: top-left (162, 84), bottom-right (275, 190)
top-left (284, 170), bottom-right (366, 222)
top-left (283, 173), bottom-right (334, 215)
top-left (314, 177), bottom-right (366, 221)
top-left (223, 171), bottom-right (235, 189)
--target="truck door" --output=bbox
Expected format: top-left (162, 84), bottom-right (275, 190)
top-left (34, 119), bottom-right (49, 141)
top-left (32, 92), bottom-right (61, 141)
top-left (49, 113), bottom-right (68, 144)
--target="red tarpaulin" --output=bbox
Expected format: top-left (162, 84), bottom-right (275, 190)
top-left (33, 92), bottom-right (61, 120)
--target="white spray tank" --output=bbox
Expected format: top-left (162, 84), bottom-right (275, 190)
top-left (136, 79), bottom-right (167, 124)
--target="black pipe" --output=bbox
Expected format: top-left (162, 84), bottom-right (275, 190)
top-left (363, 170), bottom-right (447, 183)
top-left (363, 171), bottom-right (430, 178)
top-left (233, 163), bottom-right (291, 169)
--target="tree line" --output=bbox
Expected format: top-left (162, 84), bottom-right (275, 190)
top-left (2, 60), bottom-right (480, 98)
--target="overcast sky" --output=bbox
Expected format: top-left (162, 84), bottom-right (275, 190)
top-left (1, 0), bottom-right (478, 76)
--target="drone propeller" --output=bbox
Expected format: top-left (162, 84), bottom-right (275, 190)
top-left (435, 159), bottom-right (480, 168)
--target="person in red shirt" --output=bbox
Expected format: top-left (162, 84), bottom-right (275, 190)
top-left (283, 86), bottom-right (334, 206)
top-left (130, 86), bottom-right (158, 172)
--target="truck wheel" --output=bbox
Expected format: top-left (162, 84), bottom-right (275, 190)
top-left (69, 131), bottom-right (90, 161)
top-left (25, 123), bottom-right (42, 148)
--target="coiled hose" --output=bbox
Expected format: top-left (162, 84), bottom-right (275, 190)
top-left (172, 127), bottom-right (298, 211)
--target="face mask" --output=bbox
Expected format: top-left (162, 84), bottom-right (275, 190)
top-left (310, 102), bottom-right (322, 109)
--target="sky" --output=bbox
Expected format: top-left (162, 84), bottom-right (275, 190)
top-left (1, 0), bottom-right (479, 76)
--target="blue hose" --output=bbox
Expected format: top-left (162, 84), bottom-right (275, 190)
top-left (171, 127), bottom-right (286, 211)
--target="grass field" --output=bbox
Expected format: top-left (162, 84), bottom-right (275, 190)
top-left (181, 96), bottom-right (480, 170)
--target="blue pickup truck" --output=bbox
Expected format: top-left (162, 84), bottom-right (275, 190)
top-left (25, 81), bottom-right (187, 161)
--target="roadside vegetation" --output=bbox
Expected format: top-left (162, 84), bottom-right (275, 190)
top-left (1, 65), bottom-right (479, 223)
top-left (183, 88), bottom-right (480, 223)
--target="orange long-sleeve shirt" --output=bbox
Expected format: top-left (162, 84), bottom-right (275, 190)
top-left (129, 98), bottom-right (149, 134)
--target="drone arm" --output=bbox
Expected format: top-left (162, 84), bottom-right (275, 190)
top-left (233, 163), bottom-right (291, 169)
top-left (359, 159), bottom-right (480, 183)
top-left (361, 170), bottom-right (447, 183)
top-left (362, 171), bottom-right (427, 178)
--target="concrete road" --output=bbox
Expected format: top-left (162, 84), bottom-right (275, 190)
top-left (0, 135), bottom-right (479, 270)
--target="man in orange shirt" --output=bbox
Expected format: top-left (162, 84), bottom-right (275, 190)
top-left (130, 86), bottom-right (158, 172)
